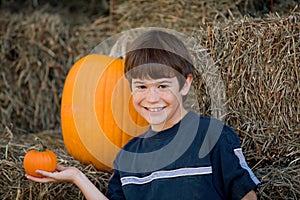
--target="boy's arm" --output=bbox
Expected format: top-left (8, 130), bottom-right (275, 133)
top-left (241, 190), bottom-right (257, 200)
top-left (209, 123), bottom-right (260, 199)
top-left (73, 170), bottom-right (109, 200)
top-left (26, 165), bottom-right (109, 200)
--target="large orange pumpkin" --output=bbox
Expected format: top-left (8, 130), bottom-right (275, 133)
top-left (61, 54), bottom-right (148, 171)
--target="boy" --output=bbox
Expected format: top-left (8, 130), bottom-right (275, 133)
top-left (26, 29), bottom-right (260, 200)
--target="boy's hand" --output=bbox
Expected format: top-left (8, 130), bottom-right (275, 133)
top-left (25, 164), bottom-right (80, 183)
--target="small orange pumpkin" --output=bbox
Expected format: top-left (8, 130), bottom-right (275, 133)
top-left (23, 138), bottom-right (57, 178)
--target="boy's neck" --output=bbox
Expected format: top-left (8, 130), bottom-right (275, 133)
top-left (150, 109), bottom-right (188, 132)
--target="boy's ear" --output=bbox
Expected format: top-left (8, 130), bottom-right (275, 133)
top-left (180, 74), bottom-right (193, 96)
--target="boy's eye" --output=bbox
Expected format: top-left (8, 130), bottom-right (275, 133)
top-left (158, 85), bottom-right (168, 89)
top-left (135, 85), bottom-right (146, 89)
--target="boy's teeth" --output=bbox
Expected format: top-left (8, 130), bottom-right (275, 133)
top-left (148, 107), bottom-right (163, 112)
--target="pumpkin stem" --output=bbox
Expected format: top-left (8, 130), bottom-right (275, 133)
top-left (35, 137), bottom-right (46, 152)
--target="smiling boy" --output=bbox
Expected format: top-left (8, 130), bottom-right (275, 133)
top-left (26, 29), bottom-right (260, 200)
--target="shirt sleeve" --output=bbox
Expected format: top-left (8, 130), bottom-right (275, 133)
top-left (211, 125), bottom-right (260, 200)
top-left (105, 170), bottom-right (126, 200)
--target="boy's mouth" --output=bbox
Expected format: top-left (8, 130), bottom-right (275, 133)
top-left (145, 107), bottom-right (165, 112)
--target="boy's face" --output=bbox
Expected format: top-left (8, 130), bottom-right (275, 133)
top-left (131, 76), bottom-right (192, 131)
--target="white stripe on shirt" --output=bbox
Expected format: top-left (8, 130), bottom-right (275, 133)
top-left (120, 166), bottom-right (212, 186)
top-left (234, 148), bottom-right (260, 185)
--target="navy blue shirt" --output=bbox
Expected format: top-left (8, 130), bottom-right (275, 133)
top-left (106, 111), bottom-right (260, 200)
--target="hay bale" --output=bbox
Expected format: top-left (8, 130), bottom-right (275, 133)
top-left (0, 10), bottom-right (72, 133)
top-left (0, 127), bottom-right (111, 199)
top-left (194, 13), bottom-right (300, 199)
top-left (115, 0), bottom-right (299, 33)
top-left (115, 0), bottom-right (243, 33)
top-left (0, 8), bottom-right (115, 134)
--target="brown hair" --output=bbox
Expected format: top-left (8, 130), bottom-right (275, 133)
top-left (124, 30), bottom-right (195, 89)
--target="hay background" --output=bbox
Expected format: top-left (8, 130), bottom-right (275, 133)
top-left (0, 0), bottom-right (299, 199)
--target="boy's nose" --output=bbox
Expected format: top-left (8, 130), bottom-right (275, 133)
top-left (145, 88), bottom-right (160, 102)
